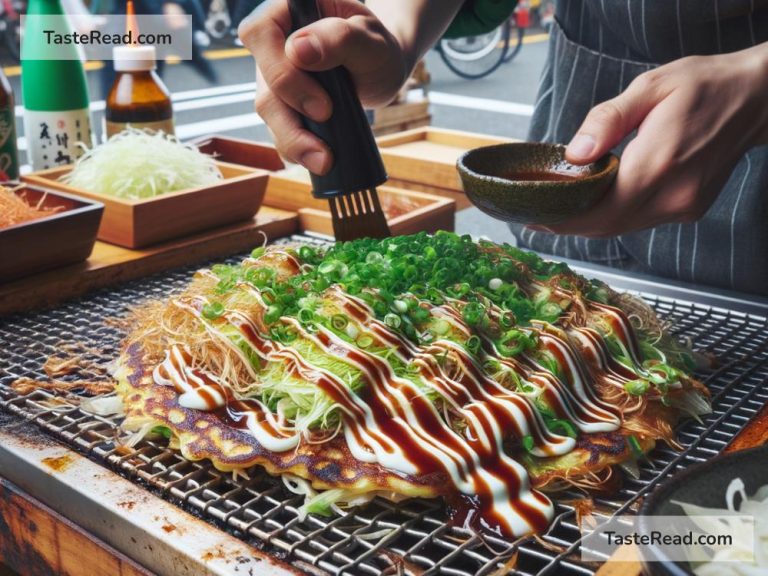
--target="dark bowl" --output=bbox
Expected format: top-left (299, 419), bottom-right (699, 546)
top-left (0, 185), bottom-right (103, 282)
top-left (638, 443), bottom-right (768, 576)
top-left (456, 142), bottom-right (618, 224)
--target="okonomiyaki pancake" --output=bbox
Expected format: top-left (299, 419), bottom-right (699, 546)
top-left (116, 342), bottom-right (444, 498)
top-left (114, 232), bottom-right (710, 537)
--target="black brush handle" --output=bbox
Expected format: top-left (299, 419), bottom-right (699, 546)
top-left (288, 0), bottom-right (387, 199)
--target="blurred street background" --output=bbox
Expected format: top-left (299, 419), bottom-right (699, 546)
top-left (1, 34), bottom-right (549, 141)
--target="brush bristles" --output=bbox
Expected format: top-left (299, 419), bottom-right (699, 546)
top-left (329, 188), bottom-right (390, 241)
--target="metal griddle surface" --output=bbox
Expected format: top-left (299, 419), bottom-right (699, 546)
top-left (1, 235), bottom-right (767, 576)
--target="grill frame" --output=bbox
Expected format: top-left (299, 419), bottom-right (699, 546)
top-left (1, 235), bottom-right (767, 576)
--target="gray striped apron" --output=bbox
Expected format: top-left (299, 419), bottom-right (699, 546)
top-left (510, 0), bottom-right (768, 296)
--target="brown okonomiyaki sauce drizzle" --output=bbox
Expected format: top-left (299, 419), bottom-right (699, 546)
top-left (152, 280), bottom-right (645, 538)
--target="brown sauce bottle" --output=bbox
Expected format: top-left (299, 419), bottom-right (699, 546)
top-left (105, 45), bottom-right (174, 138)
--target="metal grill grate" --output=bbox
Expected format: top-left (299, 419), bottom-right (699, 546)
top-left (1, 237), bottom-right (767, 576)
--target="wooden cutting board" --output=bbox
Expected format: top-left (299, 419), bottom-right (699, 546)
top-left (0, 206), bottom-right (298, 317)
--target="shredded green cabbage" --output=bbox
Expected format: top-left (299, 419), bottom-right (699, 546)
top-left (63, 128), bottom-right (222, 199)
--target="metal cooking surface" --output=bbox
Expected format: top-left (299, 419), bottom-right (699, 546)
top-left (1, 235), bottom-right (767, 576)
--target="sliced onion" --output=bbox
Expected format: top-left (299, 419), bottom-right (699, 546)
top-left (670, 389), bottom-right (712, 421)
top-left (80, 395), bottom-right (124, 416)
top-left (618, 459), bottom-right (640, 480)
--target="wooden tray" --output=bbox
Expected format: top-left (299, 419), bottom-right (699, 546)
top-left (376, 127), bottom-right (514, 208)
top-left (265, 173), bottom-right (455, 237)
top-left (193, 135), bottom-right (286, 172)
top-left (22, 162), bottom-right (268, 249)
top-left (0, 186), bottom-right (103, 283)
top-left (0, 206), bottom-right (298, 317)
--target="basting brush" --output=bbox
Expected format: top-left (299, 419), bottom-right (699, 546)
top-left (287, 0), bottom-right (391, 241)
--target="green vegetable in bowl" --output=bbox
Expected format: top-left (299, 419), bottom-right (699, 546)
top-left (62, 128), bottom-right (222, 199)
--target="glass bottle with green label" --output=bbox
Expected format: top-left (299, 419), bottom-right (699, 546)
top-left (0, 68), bottom-right (19, 181)
top-left (21, 0), bottom-right (92, 171)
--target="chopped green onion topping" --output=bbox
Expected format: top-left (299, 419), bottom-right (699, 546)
top-left (151, 425), bottom-right (172, 439)
top-left (204, 233), bottom-right (601, 352)
top-left (331, 314), bottom-right (348, 331)
top-left (357, 334), bottom-right (373, 348)
top-left (202, 301), bottom-right (225, 320)
top-left (357, 334), bottom-right (374, 349)
top-left (384, 313), bottom-right (402, 329)
top-left (498, 329), bottom-right (534, 357)
top-left (317, 261), bottom-right (336, 275)
top-left (298, 308), bottom-right (315, 324)
top-left (624, 379), bottom-right (650, 396)
top-left (466, 335), bottom-right (482, 355)
top-left (499, 311), bottom-right (515, 328)
top-left (521, 435), bottom-right (535, 452)
top-left (462, 301), bottom-right (486, 326)
top-left (537, 302), bottom-right (562, 322)
top-left (410, 306), bottom-right (431, 324)
top-left (365, 251), bottom-right (383, 264)
top-left (264, 305), bottom-right (282, 324)
top-left (298, 245), bottom-right (317, 262)
top-left (546, 418), bottom-right (578, 438)
top-left (260, 287), bottom-right (277, 304)
top-left (426, 287), bottom-right (443, 304)
top-left (627, 435), bottom-right (644, 459)
top-left (432, 319), bottom-right (451, 335)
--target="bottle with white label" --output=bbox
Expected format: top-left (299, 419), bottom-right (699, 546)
top-left (21, 0), bottom-right (92, 171)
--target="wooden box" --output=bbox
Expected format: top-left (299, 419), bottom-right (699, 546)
top-left (0, 186), bottom-right (103, 282)
top-left (370, 99), bottom-right (431, 137)
top-left (266, 173), bottom-right (455, 237)
top-left (376, 128), bottom-right (513, 207)
top-left (22, 162), bottom-right (268, 249)
top-left (193, 136), bottom-right (286, 171)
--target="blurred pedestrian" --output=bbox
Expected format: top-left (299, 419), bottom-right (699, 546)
top-left (98, 0), bottom-right (218, 100)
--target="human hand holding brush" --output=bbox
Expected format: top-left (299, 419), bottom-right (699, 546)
top-left (238, 0), bottom-right (463, 175)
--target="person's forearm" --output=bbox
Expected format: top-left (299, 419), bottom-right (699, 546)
top-left (367, 0), bottom-right (465, 73)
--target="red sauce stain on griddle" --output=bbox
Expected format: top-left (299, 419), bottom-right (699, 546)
top-left (447, 493), bottom-right (509, 538)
